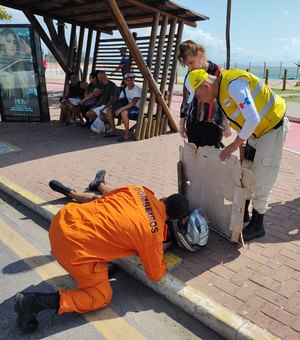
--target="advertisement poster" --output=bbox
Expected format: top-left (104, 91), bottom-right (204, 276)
top-left (0, 25), bottom-right (43, 121)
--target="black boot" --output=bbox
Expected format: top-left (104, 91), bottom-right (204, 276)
top-left (243, 200), bottom-right (251, 223)
top-left (15, 292), bottom-right (59, 332)
top-left (49, 180), bottom-right (75, 197)
top-left (89, 170), bottom-right (106, 191)
top-left (242, 209), bottom-right (266, 242)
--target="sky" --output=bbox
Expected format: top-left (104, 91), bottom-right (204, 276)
top-left (176, 0), bottom-right (300, 67)
top-left (1, 1), bottom-right (300, 67)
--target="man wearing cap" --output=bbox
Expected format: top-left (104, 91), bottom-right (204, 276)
top-left (185, 68), bottom-right (289, 242)
top-left (106, 73), bottom-right (142, 141)
top-left (15, 169), bottom-right (192, 333)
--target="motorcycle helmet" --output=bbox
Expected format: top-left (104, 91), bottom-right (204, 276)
top-left (169, 209), bottom-right (209, 251)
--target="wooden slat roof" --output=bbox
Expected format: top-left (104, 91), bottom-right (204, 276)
top-left (0, 0), bottom-right (208, 33)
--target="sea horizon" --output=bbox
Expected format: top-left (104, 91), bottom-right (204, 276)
top-left (178, 64), bottom-right (300, 80)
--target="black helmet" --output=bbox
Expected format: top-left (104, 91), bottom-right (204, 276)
top-left (169, 209), bottom-right (209, 251)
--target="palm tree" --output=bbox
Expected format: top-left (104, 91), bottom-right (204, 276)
top-left (0, 6), bottom-right (12, 21)
top-left (225, 0), bottom-right (232, 70)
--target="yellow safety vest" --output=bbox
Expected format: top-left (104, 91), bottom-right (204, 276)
top-left (218, 70), bottom-right (286, 138)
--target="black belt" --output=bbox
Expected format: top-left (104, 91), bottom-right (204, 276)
top-left (273, 115), bottom-right (285, 130)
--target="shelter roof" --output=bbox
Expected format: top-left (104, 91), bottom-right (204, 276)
top-left (0, 0), bottom-right (208, 34)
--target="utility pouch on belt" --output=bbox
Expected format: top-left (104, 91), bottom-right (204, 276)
top-left (245, 141), bottom-right (256, 161)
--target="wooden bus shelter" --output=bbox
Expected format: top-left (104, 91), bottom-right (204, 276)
top-left (0, 0), bottom-right (208, 140)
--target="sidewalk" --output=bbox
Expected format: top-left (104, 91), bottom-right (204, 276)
top-left (1, 88), bottom-right (300, 339)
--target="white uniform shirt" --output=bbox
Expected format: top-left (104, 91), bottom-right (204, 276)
top-left (228, 78), bottom-right (260, 140)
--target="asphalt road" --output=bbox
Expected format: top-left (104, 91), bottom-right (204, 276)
top-left (0, 192), bottom-right (223, 340)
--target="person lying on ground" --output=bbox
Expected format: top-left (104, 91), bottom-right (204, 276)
top-left (15, 170), bottom-right (208, 333)
top-left (105, 73), bottom-right (142, 141)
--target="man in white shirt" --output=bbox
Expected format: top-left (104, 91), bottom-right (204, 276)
top-left (185, 69), bottom-right (289, 242)
top-left (106, 73), bottom-right (142, 141)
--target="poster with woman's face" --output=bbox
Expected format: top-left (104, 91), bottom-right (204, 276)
top-left (0, 26), bottom-right (40, 121)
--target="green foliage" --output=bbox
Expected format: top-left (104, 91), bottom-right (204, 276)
top-left (0, 7), bottom-right (13, 21)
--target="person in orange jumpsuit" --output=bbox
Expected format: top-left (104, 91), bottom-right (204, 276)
top-left (15, 170), bottom-right (189, 333)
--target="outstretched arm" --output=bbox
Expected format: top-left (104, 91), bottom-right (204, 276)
top-left (67, 182), bottom-right (114, 203)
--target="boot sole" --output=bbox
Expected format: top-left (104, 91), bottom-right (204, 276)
top-left (14, 293), bottom-right (38, 333)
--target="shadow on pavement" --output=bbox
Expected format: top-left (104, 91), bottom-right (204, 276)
top-left (1, 268), bottom-right (217, 339)
top-left (257, 197), bottom-right (300, 244)
top-left (2, 255), bottom-right (54, 274)
top-left (0, 120), bottom-right (132, 168)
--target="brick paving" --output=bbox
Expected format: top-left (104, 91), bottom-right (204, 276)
top-left (1, 87), bottom-right (300, 339)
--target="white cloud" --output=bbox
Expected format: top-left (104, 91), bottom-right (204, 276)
top-left (183, 27), bottom-right (300, 66)
top-left (183, 28), bottom-right (226, 62)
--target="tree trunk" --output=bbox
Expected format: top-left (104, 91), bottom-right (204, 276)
top-left (225, 0), bottom-right (231, 70)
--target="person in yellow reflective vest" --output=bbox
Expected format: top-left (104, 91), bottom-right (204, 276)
top-left (185, 69), bottom-right (289, 242)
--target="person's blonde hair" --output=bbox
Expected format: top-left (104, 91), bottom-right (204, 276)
top-left (178, 40), bottom-right (206, 67)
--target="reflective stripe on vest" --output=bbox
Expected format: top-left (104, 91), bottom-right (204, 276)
top-left (229, 82), bottom-right (274, 122)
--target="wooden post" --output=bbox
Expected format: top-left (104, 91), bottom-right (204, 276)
top-left (282, 69), bottom-right (287, 90)
top-left (296, 61), bottom-right (300, 80)
top-left (248, 62), bottom-right (251, 72)
top-left (135, 12), bottom-right (160, 140)
top-left (265, 69), bottom-right (269, 85)
top-left (23, 10), bottom-right (70, 73)
top-left (155, 18), bottom-right (177, 136)
top-left (75, 26), bottom-right (85, 78)
top-left (129, 32), bottom-right (137, 72)
top-left (64, 24), bottom-right (77, 96)
top-left (168, 21), bottom-right (184, 105)
top-left (150, 119), bottom-right (156, 137)
top-left (105, 0), bottom-right (178, 134)
top-left (145, 12), bottom-right (164, 139)
top-left (279, 61), bottom-right (282, 79)
top-left (83, 29), bottom-right (93, 82)
top-left (263, 62), bottom-right (266, 78)
top-left (140, 117), bottom-right (148, 140)
top-left (92, 31), bottom-right (101, 71)
top-left (159, 115), bottom-right (165, 135)
top-left (147, 14), bottom-right (168, 137)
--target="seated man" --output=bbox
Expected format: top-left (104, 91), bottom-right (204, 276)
top-left (106, 73), bottom-right (142, 141)
top-left (60, 72), bottom-right (86, 125)
top-left (15, 171), bottom-right (208, 333)
top-left (86, 71), bottom-right (119, 125)
top-left (78, 71), bottom-right (100, 126)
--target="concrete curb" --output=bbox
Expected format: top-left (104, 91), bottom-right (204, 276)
top-left (0, 175), bottom-right (278, 340)
top-left (287, 116), bottom-right (300, 124)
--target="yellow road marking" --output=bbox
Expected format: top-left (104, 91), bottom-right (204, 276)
top-left (0, 219), bottom-right (146, 340)
top-left (164, 252), bottom-right (182, 269)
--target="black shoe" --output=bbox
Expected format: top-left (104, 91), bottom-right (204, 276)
top-left (243, 209), bottom-right (266, 241)
top-left (15, 293), bottom-right (39, 333)
top-left (15, 292), bottom-right (59, 332)
top-left (49, 180), bottom-right (75, 197)
top-left (89, 170), bottom-right (106, 191)
top-left (243, 200), bottom-right (251, 223)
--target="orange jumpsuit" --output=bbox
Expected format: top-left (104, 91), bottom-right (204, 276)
top-left (49, 185), bottom-right (168, 314)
